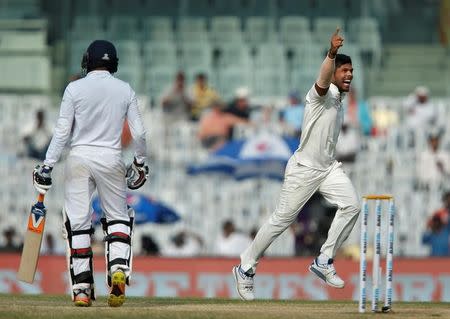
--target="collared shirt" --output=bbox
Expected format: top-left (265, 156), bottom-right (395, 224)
top-left (45, 70), bottom-right (147, 166)
top-left (294, 83), bottom-right (344, 170)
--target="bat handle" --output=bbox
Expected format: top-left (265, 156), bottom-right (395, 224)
top-left (37, 193), bottom-right (45, 203)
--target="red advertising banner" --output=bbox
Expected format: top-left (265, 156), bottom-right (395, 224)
top-left (1, 254), bottom-right (450, 302)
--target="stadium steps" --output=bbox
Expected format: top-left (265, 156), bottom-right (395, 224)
top-left (368, 45), bottom-right (449, 97)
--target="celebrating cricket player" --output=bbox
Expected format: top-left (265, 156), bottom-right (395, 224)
top-left (233, 29), bottom-right (361, 300)
top-left (32, 40), bottom-right (149, 307)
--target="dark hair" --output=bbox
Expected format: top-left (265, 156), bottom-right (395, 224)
top-left (176, 71), bottom-right (185, 80)
top-left (335, 54), bottom-right (352, 68)
top-left (196, 73), bottom-right (206, 80)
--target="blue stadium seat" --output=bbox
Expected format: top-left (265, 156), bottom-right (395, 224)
top-left (142, 16), bottom-right (173, 34)
top-left (106, 15), bottom-right (140, 40)
top-left (72, 15), bottom-right (104, 33)
top-left (252, 67), bottom-right (288, 97)
top-left (216, 66), bottom-right (251, 100)
top-left (143, 41), bottom-right (178, 68)
top-left (144, 66), bottom-right (178, 100)
top-left (244, 16), bottom-right (275, 47)
top-left (254, 42), bottom-right (287, 70)
top-left (209, 16), bottom-right (243, 45)
top-left (179, 42), bottom-right (212, 72)
top-left (177, 17), bottom-right (207, 33)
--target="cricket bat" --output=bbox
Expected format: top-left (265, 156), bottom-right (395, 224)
top-left (17, 193), bottom-right (46, 283)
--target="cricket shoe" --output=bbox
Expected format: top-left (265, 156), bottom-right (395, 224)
top-left (73, 287), bottom-right (92, 307)
top-left (232, 265), bottom-right (255, 301)
top-left (309, 258), bottom-right (345, 288)
top-left (108, 270), bottom-right (126, 307)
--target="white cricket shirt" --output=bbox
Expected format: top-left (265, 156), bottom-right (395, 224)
top-left (294, 83), bottom-right (344, 170)
top-left (44, 70), bottom-right (147, 166)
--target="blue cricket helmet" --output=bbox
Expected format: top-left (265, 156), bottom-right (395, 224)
top-left (81, 40), bottom-right (119, 74)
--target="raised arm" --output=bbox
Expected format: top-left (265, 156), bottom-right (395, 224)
top-left (315, 28), bottom-right (344, 96)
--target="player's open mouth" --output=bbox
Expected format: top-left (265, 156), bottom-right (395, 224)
top-left (343, 80), bottom-right (351, 88)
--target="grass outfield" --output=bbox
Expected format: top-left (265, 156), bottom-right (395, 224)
top-left (0, 294), bottom-right (448, 319)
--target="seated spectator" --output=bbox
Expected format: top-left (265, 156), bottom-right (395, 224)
top-left (20, 109), bottom-right (52, 161)
top-left (403, 86), bottom-right (437, 132)
top-left (0, 227), bottom-right (21, 252)
top-left (40, 233), bottom-right (65, 255)
top-left (121, 120), bottom-right (134, 163)
top-left (279, 91), bottom-right (304, 139)
top-left (224, 87), bottom-right (254, 121)
top-left (189, 73), bottom-right (220, 121)
top-left (292, 193), bottom-right (335, 256)
top-left (416, 130), bottom-right (450, 190)
top-left (336, 121), bottom-right (361, 164)
top-left (435, 191), bottom-right (450, 222)
top-left (422, 206), bottom-right (450, 257)
top-left (214, 220), bottom-right (252, 257)
top-left (197, 99), bottom-right (248, 151)
top-left (141, 234), bottom-right (160, 256)
top-left (160, 71), bottom-right (192, 122)
top-left (162, 230), bottom-right (204, 257)
top-left (344, 88), bottom-right (373, 136)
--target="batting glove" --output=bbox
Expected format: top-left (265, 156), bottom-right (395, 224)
top-left (33, 164), bottom-right (53, 194)
top-left (126, 158), bottom-right (149, 190)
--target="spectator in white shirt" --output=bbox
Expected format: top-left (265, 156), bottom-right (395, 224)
top-left (404, 86), bottom-right (437, 131)
top-left (21, 109), bottom-right (52, 161)
top-left (416, 130), bottom-right (450, 190)
top-left (215, 220), bottom-right (252, 257)
top-left (336, 121), bottom-right (361, 164)
top-left (162, 230), bottom-right (204, 257)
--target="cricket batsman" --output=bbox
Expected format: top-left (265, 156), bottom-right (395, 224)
top-left (32, 40), bottom-right (149, 307)
top-left (233, 28), bottom-right (361, 300)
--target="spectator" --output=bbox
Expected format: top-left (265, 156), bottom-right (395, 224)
top-left (344, 88), bottom-right (373, 136)
top-left (292, 193), bottom-right (335, 256)
top-left (121, 120), bottom-right (134, 163)
top-left (162, 230), bottom-right (204, 257)
top-left (422, 209), bottom-right (450, 257)
top-left (434, 191), bottom-right (450, 223)
top-left (214, 220), bottom-right (252, 257)
top-left (160, 71), bottom-right (192, 122)
top-left (279, 91), bottom-right (305, 139)
top-left (189, 73), bottom-right (219, 121)
top-left (141, 235), bottom-right (160, 256)
top-left (0, 227), bottom-right (21, 252)
top-left (404, 86), bottom-right (437, 132)
top-left (416, 130), bottom-right (450, 190)
top-left (336, 121), bottom-right (361, 164)
top-left (41, 233), bottom-right (65, 255)
top-left (197, 99), bottom-right (248, 151)
top-left (20, 109), bottom-right (52, 161)
top-left (224, 87), bottom-right (253, 120)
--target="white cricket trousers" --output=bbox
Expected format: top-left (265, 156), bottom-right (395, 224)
top-left (64, 146), bottom-right (131, 280)
top-left (241, 156), bottom-right (361, 273)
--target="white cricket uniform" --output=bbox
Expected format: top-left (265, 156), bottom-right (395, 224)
top-left (44, 70), bottom-right (147, 280)
top-left (241, 83), bottom-right (360, 273)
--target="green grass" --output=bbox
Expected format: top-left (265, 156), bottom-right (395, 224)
top-left (0, 294), bottom-right (449, 319)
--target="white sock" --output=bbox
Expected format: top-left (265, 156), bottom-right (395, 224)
top-left (317, 253), bottom-right (330, 265)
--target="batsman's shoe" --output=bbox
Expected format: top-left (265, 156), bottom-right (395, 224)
top-left (309, 258), bottom-right (345, 288)
top-left (232, 265), bottom-right (255, 301)
top-left (108, 270), bottom-right (126, 307)
top-left (73, 288), bottom-right (92, 307)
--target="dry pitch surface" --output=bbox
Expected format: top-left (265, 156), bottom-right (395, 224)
top-left (0, 294), bottom-right (449, 319)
